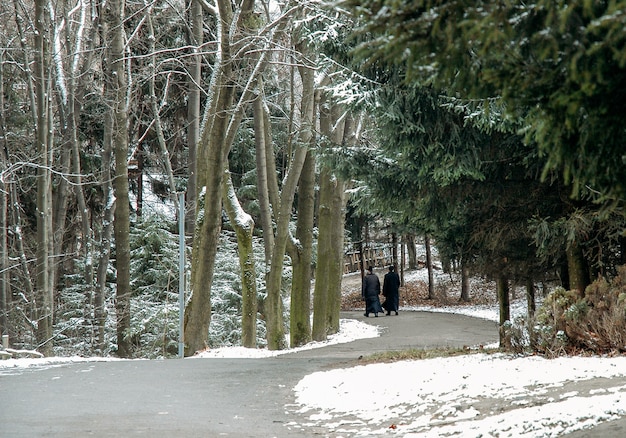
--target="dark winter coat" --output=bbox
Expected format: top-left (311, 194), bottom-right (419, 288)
top-left (382, 270), bottom-right (400, 312)
top-left (362, 272), bottom-right (383, 315)
top-left (362, 273), bottom-right (381, 299)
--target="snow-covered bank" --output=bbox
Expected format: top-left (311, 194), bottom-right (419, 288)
top-left (193, 318), bottom-right (380, 358)
top-left (293, 353), bottom-right (626, 437)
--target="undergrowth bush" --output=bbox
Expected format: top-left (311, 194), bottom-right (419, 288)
top-left (507, 265), bottom-right (626, 356)
top-left (51, 213), bottom-right (273, 358)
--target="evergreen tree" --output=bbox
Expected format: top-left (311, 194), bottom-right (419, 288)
top-left (345, 0), bottom-right (626, 210)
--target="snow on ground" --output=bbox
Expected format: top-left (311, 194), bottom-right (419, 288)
top-left (194, 318), bottom-right (380, 358)
top-left (292, 353), bottom-right (626, 437)
top-left (285, 269), bottom-right (626, 437)
top-left (2, 269), bottom-right (626, 437)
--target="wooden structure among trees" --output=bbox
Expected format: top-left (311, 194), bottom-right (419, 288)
top-left (344, 247), bottom-right (393, 274)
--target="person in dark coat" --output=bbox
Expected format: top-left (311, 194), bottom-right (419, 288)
top-left (382, 265), bottom-right (400, 315)
top-left (362, 266), bottom-right (383, 317)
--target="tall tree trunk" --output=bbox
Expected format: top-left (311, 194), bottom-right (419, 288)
top-left (185, 0), bottom-right (235, 356)
top-left (105, 0), bottom-right (132, 358)
top-left (253, 91), bottom-right (274, 265)
top-left (311, 93), bottom-right (333, 342)
top-left (186, 0), bottom-right (285, 354)
top-left (95, 14), bottom-right (115, 349)
top-left (313, 96), bottom-right (349, 338)
top-left (460, 258), bottom-right (470, 302)
top-left (0, 178), bottom-right (6, 338)
top-left (425, 235), bottom-right (435, 300)
top-left (526, 275), bottom-right (535, 319)
top-left (263, 56), bottom-right (311, 348)
top-left (290, 150), bottom-right (314, 347)
top-left (400, 236), bottom-right (405, 286)
top-left (312, 192), bottom-right (331, 341)
top-left (325, 113), bottom-right (353, 336)
top-left (95, 114), bottom-right (114, 352)
top-left (9, 183), bottom-right (35, 318)
top-left (222, 172), bottom-right (257, 348)
top-left (566, 240), bottom-right (589, 297)
top-left (406, 234), bottom-right (417, 269)
top-left (34, 0), bottom-right (53, 356)
top-left (146, 8), bottom-right (179, 211)
top-left (324, 180), bottom-right (347, 335)
top-left (391, 232), bottom-right (398, 268)
top-left (265, 141), bottom-right (308, 350)
top-left (53, 0), bottom-right (97, 315)
top-left (288, 42), bottom-right (316, 347)
top-left (52, 136), bottom-right (70, 302)
top-left (496, 272), bottom-right (511, 349)
top-left (185, 0), bottom-right (203, 235)
top-left (0, 59), bottom-right (9, 338)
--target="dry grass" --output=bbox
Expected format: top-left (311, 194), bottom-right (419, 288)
top-left (341, 270), bottom-right (501, 311)
top-left (354, 346), bottom-right (492, 365)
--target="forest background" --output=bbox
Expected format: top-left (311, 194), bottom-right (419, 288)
top-left (1, 0), bottom-right (625, 359)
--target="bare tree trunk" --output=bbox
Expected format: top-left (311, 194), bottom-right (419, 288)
top-left (52, 0), bottom-right (98, 313)
top-left (400, 236), bottom-right (405, 286)
top-left (185, 0), bottom-right (235, 356)
top-left (146, 7), bottom-right (179, 211)
top-left (460, 258), bottom-right (470, 302)
top-left (324, 180), bottom-right (347, 336)
top-left (185, 0), bottom-right (203, 235)
top-left (0, 59), bottom-right (9, 337)
top-left (33, 0), bottom-right (53, 356)
top-left (95, 118), bottom-right (114, 352)
top-left (566, 240), bottom-right (589, 297)
top-left (311, 93), bottom-right (333, 342)
top-left (265, 141), bottom-right (308, 350)
top-left (313, 96), bottom-right (349, 339)
top-left (288, 41), bottom-right (316, 347)
top-left (222, 171), bottom-right (257, 348)
top-left (391, 232), bottom-right (398, 268)
top-left (253, 91), bottom-right (274, 265)
top-left (95, 13), bottom-right (115, 349)
top-left (0, 181), bottom-right (6, 337)
top-left (290, 150), bottom-right (314, 347)
top-left (526, 276), bottom-right (536, 319)
top-left (425, 235), bottom-right (435, 300)
top-left (496, 272), bottom-right (511, 349)
top-left (263, 52), bottom-right (311, 348)
top-left (187, 0), bottom-right (291, 353)
top-left (325, 113), bottom-right (353, 336)
top-left (52, 135), bottom-right (70, 300)
top-left (406, 234), bottom-right (417, 269)
top-left (9, 183), bottom-right (35, 309)
top-left (104, 0), bottom-right (132, 358)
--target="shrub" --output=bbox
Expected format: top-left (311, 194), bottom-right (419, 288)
top-left (563, 267), bottom-right (626, 352)
top-left (509, 266), bottom-right (626, 356)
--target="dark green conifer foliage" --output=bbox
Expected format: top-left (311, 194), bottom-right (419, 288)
top-left (345, 0), bottom-right (626, 208)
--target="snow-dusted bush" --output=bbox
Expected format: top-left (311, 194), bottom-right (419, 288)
top-left (53, 213), bottom-right (275, 358)
top-left (507, 267), bottom-right (626, 356)
top-left (208, 229), bottom-right (275, 349)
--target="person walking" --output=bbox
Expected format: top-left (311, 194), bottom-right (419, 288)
top-left (382, 265), bottom-right (400, 316)
top-left (362, 266), bottom-right (383, 317)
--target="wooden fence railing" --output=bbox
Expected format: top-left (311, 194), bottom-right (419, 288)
top-left (344, 247), bottom-right (393, 274)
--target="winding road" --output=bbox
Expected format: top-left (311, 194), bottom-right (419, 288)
top-left (2, 311), bottom-right (624, 437)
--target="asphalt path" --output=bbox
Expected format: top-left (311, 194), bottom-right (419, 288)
top-left (2, 311), bottom-right (624, 437)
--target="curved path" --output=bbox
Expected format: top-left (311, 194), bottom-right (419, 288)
top-left (4, 311), bottom-right (624, 437)
top-left (1, 311), bottom-right (497, 437)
